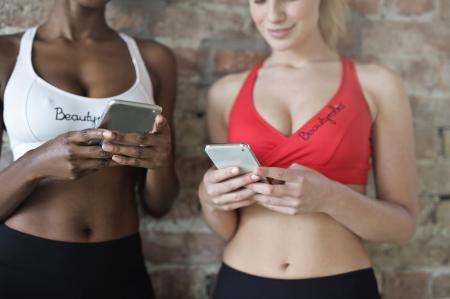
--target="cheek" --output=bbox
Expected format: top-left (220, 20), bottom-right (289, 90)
top-left (287, 1), bottom-right (319, 25)
top-left (249, 4), bottom-right (264, 26)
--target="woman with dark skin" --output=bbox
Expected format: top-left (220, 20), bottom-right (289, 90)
top-left (0, 1), bottom-right (178, 298)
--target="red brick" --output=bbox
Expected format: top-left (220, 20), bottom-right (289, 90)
top-left (150, 267), bottom-right (214, 299)
top-left (383, 271), bottom-right (431, 299)
top-left (391, 0), bottom-right (434, 15)
top-left (174, 114), bottom-right (208, 148)
top-left (175, 79), bottom-right (206, 114)
top-left (440, 0), bottom-right (450, 20)
top-left (361, 21), bottom-right (448, 58)
top-left (173, 47), bottom-right (208, 75)
top-left (368, 233), bottom-right (450, 269)
top-left (152, 4), bottom-right (246, 43)
top-left (142, 231), bottom-right (225, 264)
top-left (432, 273), bottom-right (450, 297)
top-left (214, 48), bottom-right (267, 74)
top-left (348, 0), bottom-right (380, 15)
top-left (106, 3), bottom-right (148, 33)
top-left (0, 0), bottom-right (53, 27)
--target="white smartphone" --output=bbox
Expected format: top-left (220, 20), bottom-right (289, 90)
top-left (97, 99), bottom-right (162, 133)
top-left (204, 143), bottom-right (260, 174)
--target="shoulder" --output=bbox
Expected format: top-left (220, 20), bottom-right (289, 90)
top-left (0, 33), bottom-right (22, 67)
top-left (208, 71), bottom-right (249, 112)
top-left (0, 33), bottom-right (22, 55)
top-left (135, 39), bottom-right (176, 73)
top-left (354, 61), bottom-right (408, 119)
top-left (0, 33), bottom-right (23, 99)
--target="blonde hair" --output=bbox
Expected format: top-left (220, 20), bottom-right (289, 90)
top-left (319, 0), bottom-right (349, 49)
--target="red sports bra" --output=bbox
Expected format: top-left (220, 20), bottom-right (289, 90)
top-left (227, 57), bottom-right (372, 185)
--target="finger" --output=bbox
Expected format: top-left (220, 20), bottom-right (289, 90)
top-left (74, 145), bottom-right (114, 159)
top-left (246, 182), bottom-right (302, 198)
top-left (207, 173), bottom-right (260, 196)
top-left (254, 167), bottom-right (301, 182)
top-left (102, 131), bottom-right (168, 147)
top-left (259, 203), bottom-right (298, 215)
top-left (65, 129), bottom-right (109, 145)
top-left (111, 155), bottom-right (147, 168)
top-left (253, 194), bottom-right (300, 208)
top-left (212, 188), bottom-right (255, 205)
top-left (152, 114), bottom-right (168, 133)
top-left (218, 198), bottom-right (256, 211)
top-left (204, 167), bottom-right (240, 184)
top-left (101, 142), bottom-right (158, 159)
top-left (79, 158), bottom-right (122, 171)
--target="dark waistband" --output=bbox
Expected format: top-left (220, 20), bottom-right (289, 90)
top-left (216, 262), bottom-right (380, 299)
top-left (220, 262), bottom-right (376, 282)
top-left (0, 224), bottom-right (146, 275)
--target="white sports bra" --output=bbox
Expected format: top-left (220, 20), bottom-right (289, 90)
top-left (3, 27), bottom-right (155, 160)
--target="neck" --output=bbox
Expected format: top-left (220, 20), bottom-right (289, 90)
top-left (267, 27), bottom-right (339, 67)
top-left (40, 0), bottom-right (111, 41)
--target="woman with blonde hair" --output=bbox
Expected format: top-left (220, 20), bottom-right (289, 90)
top-left (199, 0), bottom-right (418, 298)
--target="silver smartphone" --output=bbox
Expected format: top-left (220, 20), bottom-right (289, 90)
top-left (204, 143), bottom-right (260, 173)
top-left (97, 99), bottom-right (162, 133)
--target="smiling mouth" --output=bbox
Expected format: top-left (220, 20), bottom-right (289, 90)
top-left (267, 25), bottom-right (295, 38)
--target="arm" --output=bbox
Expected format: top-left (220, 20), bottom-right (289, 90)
top-left (198, 73), bottom-right (258, 241)
top-left (247, 65), bottom-right (418, 244)
top-left (99, 41), bottom-right (179, 217)
top-left (326, 65), bottom-right (418, 243)
top-left (0, 34), bottom-right (42, 220)
top-left (140, 44), bottom-right (179, 217)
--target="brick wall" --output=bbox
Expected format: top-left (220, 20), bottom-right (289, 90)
top-left (1, 0), bottom-right (449, 298)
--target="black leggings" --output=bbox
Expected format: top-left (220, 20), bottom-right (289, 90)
top-left (214, 263), bottom-right (381, 299)
top-left (0, 224), bottom-right (154, 299)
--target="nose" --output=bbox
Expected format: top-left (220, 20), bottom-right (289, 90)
top-left (267, 0), bottom-right (286, 23)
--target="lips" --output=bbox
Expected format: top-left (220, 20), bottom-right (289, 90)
top-left (267, 25), bottom-right (295, 39)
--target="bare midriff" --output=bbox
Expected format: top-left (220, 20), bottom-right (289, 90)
top-left (223, 185), bottom-right (371, 279)
top-left (5, 167), bottom-right (140, 242)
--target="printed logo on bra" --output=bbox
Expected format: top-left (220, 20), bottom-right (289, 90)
top-left (54, 107), bottom-right (101, 127)
top-left (298, 102), bottom-right (346, 141)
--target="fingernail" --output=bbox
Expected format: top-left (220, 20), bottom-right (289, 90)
top-left (102, 143), bottom-right (113, 151)
top-left (231, 168), bottom-right (239, 175)
top-left (251, 175), bottom-right (260, 181)
top-left (102, 131), bottom-right (113, 139)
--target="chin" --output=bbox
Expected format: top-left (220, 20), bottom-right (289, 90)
top-left (264, 38), bottom-right (298, 52)
top-left (76, 0), bottom-right (110, 8)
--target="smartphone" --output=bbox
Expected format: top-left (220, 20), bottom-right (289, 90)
top-left (204, 143), bottom-right (260, 174)
top-left (86, 99), bottom-right (162, 146)
top-left (97, 99), bottom-right (162, 133)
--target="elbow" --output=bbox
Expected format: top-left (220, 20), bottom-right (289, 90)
top-left (394, 223), bottom-right (417, 245)
top-left (393, 210), bottom-right (418, 245)
top-left (145, 194), bottom-right (177, 218)
top-left (391, 196), bottom-right (419, 244)
top-left (142, 182), bottom-right (180, 218)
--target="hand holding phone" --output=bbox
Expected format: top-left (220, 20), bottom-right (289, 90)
top-left (97, 99), bottom-right (162, 134)
top-left (100, 113), bottom-right (172, 169)
top-left (204, 143), bottom-right (261, 173)
top-left (199, 143), bottom-right (263, 212)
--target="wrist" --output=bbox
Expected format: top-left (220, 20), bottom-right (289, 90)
top-left (21, 148), bottom-right (47, 182)
top-left (319, 180), bottom-right (346, 216)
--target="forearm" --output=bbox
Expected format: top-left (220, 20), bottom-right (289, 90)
top-left (0, 153), bottom-right (42, 221)
top-left (141, 159), bottom-right (179, 217)
top-left (198, 182), bottom-right (238, 241)
top-left (324, 182), bottom-right (417, 243)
